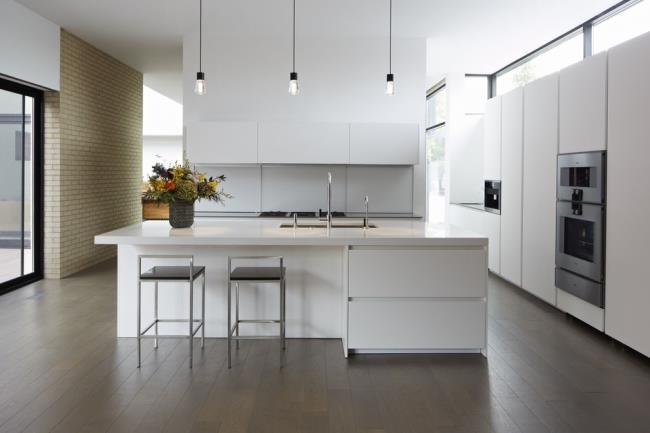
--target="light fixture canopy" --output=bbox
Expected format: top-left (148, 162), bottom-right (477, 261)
top-left (194, 0), bottom-right (206, 96)
top-left (385, 0), bottom-right (395, 96)
top-left (288, 0), bottom-right (300, 96)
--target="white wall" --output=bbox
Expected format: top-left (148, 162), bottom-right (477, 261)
top-left (0, 0), bottom-right (60, 90)
top-left (183, 32), bottom-right (426, 215)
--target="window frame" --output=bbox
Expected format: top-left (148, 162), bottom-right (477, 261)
top-left (490, 0), bottom-right (642, 94)
top-left (0, 76), bottom-right (44, 296)
top-left (426, 81), bottom-right (447, 132)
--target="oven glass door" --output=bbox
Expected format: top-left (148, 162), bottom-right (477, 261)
top-left (556, 201), bottom-right (603, 281)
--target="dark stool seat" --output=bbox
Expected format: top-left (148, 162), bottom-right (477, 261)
top-left (140, 266), bottom-right (206, 281)
top-left (230, 266), bottom-right (285, 281)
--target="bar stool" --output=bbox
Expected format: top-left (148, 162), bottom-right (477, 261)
top-left (137, 255), bottom-right (206, 368)
top-left (227, 256), bottom-right (286, 368)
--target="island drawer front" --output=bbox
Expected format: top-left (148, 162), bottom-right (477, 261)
top-left (348, 248), bottom-right (487, 298)
top-left (348, 300), bottom-right (486, 349)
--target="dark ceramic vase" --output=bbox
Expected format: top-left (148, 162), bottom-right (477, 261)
top-left (169, 200), bottom-right (194, 228)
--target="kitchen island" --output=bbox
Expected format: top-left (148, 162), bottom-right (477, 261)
top-left (95, 218), bottom-right (488, 357)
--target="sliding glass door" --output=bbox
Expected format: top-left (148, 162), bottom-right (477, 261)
top-left (0, 78), bottom-right (42, 294)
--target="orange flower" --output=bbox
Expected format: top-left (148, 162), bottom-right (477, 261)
top-left (165, 180), bottom-right (176, 191)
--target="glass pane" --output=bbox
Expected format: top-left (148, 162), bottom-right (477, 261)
top-left (564, 218), bottom-right (595, 262)
top-left (426, 126), bottom-right (447, 223)
top-left (0, 89), bottom-right (24, 284)
top-left (426, 87), bottom-right (447, 127)
top-left (593, 0), bottom-right (650, 54)
top-left (497, 31), bottom-right (583, 95)
top-left (464, 76), bottom-right (488, 114)
top-left (24, 96), bottom-right (34, 274)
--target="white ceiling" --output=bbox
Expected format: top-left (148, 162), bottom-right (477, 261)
top-left (16, 0), bottom-right (619, 101)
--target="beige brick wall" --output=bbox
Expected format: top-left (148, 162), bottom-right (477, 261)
top-left (44, 30), bottom-right (143, 278)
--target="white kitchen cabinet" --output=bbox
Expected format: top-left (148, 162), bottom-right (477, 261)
top-left (185, 121), bottom-right (258, 164)
top-left (259, 122), bottom-right (350, 164)
top-left (349, 123), bottom-right (419, 165)
top-left (483, 211), bottom-right (501, 274)
top-left (348, 300), bottom-right (486, 350)
top-left (500, 87), bottom-right (524, 287)
top-left (348, 248), bottom-right (486, 298)
top-left (522, 74), bottom-right (558, 305)
top-left (483, 96), bottom-right (501, 180)
top-left (605, 32), bottom-right (650, 358)
top-left (448, 204), bottom-right (500, 274)
top-left (559, 52), bottom-right (607, 154)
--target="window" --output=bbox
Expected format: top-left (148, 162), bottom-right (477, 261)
top-left (464, 75), bottom-right (489, 114)
top-left (593, 0), bottom-right (650, 54)
top-left (497, 31), bottom-right (583, 95)
top-left (0, 78), bottom-right (43, 294)
top-left (426, 84), bottom-right (448, 223)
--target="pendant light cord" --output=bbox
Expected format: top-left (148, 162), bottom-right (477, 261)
top-left (292, 0), bottom-right (296, 72)
top-left (389, 0), bottom-right (392, 74)
top-left (199, 0), bottom-right (202, 71)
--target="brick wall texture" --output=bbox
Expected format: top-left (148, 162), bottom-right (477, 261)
top-left (44, 30), bottom-right (143, 278)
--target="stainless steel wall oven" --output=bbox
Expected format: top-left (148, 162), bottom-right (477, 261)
top-left (555, 152), bottom-right (606, 308)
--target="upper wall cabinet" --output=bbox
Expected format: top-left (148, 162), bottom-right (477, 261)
top-left (559, 52), bottom-right (607, 153)
top-left (259, 122), bottom-right (350, 164)
top-left (483, 97), bottom-right (501, 180)
top-left (349, 123), bottom-right (419, 165)
top-left (500, 87), bottom-right (524, 287)
top-left (605, 32), bottom-right (650, 358)
top-left (522, 74), bottom-right (559, 306)
top-left (186, 121), bottom-right (258, 164)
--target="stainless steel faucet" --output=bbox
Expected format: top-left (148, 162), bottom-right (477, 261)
top-left (363, 195), bottom-right (369, 229)
top-left (326, 172), bottom-right (332, 229)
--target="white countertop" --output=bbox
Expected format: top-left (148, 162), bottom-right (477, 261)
top-left (95, 218), bottom-right (487, 247)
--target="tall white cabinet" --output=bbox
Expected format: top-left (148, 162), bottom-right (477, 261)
top-left (522, 74), bottom-right (558, 305)
top-left (605, 32), bottom-right (650, 358)
top-left (483, 97), bottom-right (502, 180)
top-left (500, 87), bottom-right (524, 286)
top-left (558, 52), bottom-right (607, 154)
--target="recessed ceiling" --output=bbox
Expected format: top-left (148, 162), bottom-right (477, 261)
top-left (16, 0), bottom-right (620, 101)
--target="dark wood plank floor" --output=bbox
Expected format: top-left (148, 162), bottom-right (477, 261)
top-left (1, 259), bottom-right (649, 433)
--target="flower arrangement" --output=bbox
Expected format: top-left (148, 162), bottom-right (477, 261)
top-left (143, 161), bottom-right (231, 204)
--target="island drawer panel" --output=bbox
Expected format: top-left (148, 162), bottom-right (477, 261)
top-left (348, 248), bottom-right (486, 298)
top-left (348, 300), bottom-right (486, 349)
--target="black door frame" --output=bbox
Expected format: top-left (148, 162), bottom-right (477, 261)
top-left (0, 76), bottom-right (44, 295)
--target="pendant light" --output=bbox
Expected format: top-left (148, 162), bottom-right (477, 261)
top-left (288, 0), bottom-right (300, 96)
top-left (385, 0), bottom-right (395, 96)
top-left (194, 0), bottom-right (206, 95)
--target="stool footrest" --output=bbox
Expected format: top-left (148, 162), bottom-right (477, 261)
top-left (230, 335), bottom-right (283, 341)
top-left (237, 319), bottom-right (282, 324)
top-left (140, 319), bottom-right (205, 338)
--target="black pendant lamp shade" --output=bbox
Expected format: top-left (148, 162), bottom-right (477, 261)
top-left (194, 0), bottom-right (206, 95)
top-left (288, 0), bottom-right (300, 95)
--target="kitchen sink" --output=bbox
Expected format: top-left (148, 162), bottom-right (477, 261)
top-left (279, 223), bottom-right (377, 229)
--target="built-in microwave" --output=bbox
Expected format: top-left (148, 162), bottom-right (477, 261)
top-left (484, 180), bottom-right (501, 214)
top-left (557, 152), bottom-right (606, 204)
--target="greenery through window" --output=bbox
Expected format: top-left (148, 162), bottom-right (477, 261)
top-left (426, 85), bottom-right (448, 223)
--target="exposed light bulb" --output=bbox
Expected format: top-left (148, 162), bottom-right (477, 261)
top-left (386, 73), bottom-right (395, 96)
top-left (288, 72), bottom-right (300, 96)
top-left (194, 72), bottom-right (206, 95)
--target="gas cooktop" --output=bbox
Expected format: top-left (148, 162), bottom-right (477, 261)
top-left (258, 211), bottom-right (346, 218)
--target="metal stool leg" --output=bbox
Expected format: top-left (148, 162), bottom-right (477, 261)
top-left (281, 277), bottom-right (286, 351)
top-left (137, 279), bottom-right (142, 368)
top-left (201, 273), bottom-right (205, 349)
top-left (227, 279), bottom-right (232, 368)
top-left (236, 282), bottom-right (240, 349)
top-left (189, 277), bottom-right (194, 369)
top-left (154, 281), bottom-right (158, 349)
